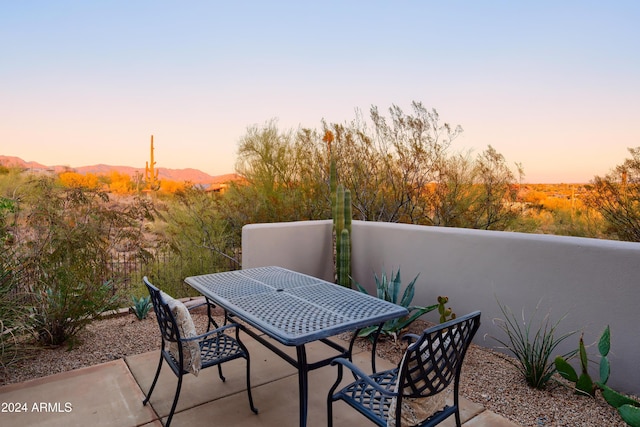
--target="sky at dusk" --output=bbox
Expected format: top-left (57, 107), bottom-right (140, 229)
top-left (1, 1), bottom-right (639, 183)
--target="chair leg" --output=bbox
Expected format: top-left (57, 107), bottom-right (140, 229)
top-left (143, 353), bottom-right (164, 405)
top-left (245, 354), bottom-right (258, 414)
top-left (217, 364), bottom-right (226, 382)
top-left (326, 364), bottom-right (343, 427)
top-left (454, 409), bottom-right (462, 427)
top-left (327, 398), bottom-right (334, 427)
top-left (165, 374), bottom-right (183, 427)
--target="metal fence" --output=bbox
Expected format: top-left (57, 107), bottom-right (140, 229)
top-left (108, 249), bottom-right (241, 297)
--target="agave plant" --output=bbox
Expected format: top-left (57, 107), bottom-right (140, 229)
top-left (131, 295), bottom-right (152, 320)
top-left (356, 268), bottom-right (437, 340)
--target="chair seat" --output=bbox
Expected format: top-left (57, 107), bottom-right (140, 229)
top-left (164, 332), bottom-right (247, 374)
top-left (328, 311), bottom-right (481, 427)
top-left (200, 333), bottom-right (246, 367)
top-left (336, 368), bottom-right (399, 424)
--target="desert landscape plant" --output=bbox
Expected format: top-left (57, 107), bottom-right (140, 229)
top-left (0, 249), bottom-right (31, 368)
top-left (554, 325), bottom-right (610, 396)
top-left (490, 299), bottom-right (576, 389)
top-left (601, 385), bottom-right (640, 426)
top-left (14, 176), bottom-right (149, 346)
top-left (131, 295), bottom-right (151, 320)
top-left (555, 325), bottom-right (640, 426)
top-left (356, 268), bottom-right (437, 339)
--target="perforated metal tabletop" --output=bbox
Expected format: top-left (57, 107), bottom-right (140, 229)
top-left (185, 266), bottom-right (408, 346)
top-left (185, 266), bottom-right (408, 427)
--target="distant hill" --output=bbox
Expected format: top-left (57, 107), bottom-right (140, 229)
top-left (0, 155), bottom-right (237, 185)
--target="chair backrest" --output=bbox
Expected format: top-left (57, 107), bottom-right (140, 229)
top-left (143, 276), bottom-right (181, 344)
top-left (398, 311), bottom-right (481, 398)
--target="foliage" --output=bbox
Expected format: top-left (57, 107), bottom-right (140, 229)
top-left (131, 295), bottom-right (152, 320)
top-left (31, 281), bottom-right (119, 348)
top-left (554, 326), bottom-right (610, 396)
top-left (58, 171), bottom-right (101, 189)
top-left (0, 246), bottom-right (31, 368)
top-left (325, 103), bottom-right (520, 228)
top-left (490, 299), bottom-right (577, 389)
top-left (150, 186), bottom-right (239, 297)
top-left (229, 120), bottom-right (330, 227)
top-left (0, 186), bottom-right (29, 366)
top-left (356, 268), bottom-right (438, 340)
top-left (468, 145), bottom-right (520, 229)
top-left (14, 176), bottom-right (151, 346)
top-left (106, 170), bottom-right (136, 194)
top-left (227, 103), bottom-right (520, 233)
top-left (585, 147), bottom-right (640, 241)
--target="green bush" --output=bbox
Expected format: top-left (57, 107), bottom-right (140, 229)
top-left (490, 299), bottom-right (576, 389)
top-left (0, 251), bottom-right (31, 368)
top-left (17, 177), bottom-right (148, 346)
top-left (31, 280), bottom-right (119, 347)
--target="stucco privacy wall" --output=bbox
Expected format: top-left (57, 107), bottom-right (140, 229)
top-left (241, 220), bottom-right (334, 282)
top-left (242, 220), bottom-right (640, 394)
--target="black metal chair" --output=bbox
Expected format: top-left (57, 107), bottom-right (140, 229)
top-left (142, 277), bottom-right (258, 426)
top-left (327, 311), bottom-right (481, 427)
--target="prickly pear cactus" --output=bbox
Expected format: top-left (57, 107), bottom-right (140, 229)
top-left (437, 296), bottom-right (456, 323)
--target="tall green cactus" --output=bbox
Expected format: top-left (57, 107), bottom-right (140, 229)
top-left (330, 157), bottom-right (352, 288)
top-left (338, 228), bottom-right (350, 287)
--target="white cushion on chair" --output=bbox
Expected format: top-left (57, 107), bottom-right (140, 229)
top-left (161, 291), bottom-right (202, 376)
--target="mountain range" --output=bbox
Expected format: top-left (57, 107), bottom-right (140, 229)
top-left (0, 155), bottom-right (235, 185)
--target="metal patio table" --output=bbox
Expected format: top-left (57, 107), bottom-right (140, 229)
top-left (185, 266), bottom-right (408, 427)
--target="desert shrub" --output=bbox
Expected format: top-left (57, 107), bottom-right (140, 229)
top-left (490, 299), bottom-right (576, 389)
top-left (17, 176), bottom-right (150, 346)
top-left (146, 186), bottom-right (240, 297)
top-left (0, 248), bottom-right (31, 368)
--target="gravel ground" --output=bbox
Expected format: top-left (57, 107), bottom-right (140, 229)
top-left (0, 309), bottom-right (630, 427)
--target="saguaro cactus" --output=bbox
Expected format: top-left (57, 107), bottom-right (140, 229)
top-left (145, 135), bottom-right (160, 191)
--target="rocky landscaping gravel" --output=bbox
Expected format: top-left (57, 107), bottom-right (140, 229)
top-left (0, 307), bottom-right (630, 427)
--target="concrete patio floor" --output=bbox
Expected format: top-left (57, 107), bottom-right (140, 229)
top-left (0, 331), bottom-right (521, 427)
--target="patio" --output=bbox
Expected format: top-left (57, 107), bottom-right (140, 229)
top-left (0, 329), bottom-right (519, 427)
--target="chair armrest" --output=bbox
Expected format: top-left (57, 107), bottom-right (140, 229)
top-left (330, 358), bottom-right (398, 397)
top-left (180, 323), bottom-right (242, 343)
top-left (187, 298), bottom-right (222, 330)
top-left (401, 333), bottom-right (420, 344)
top-left (187, 301), bottom-right (209, 311)
top-left (187, 298), bottom-right (220, 314)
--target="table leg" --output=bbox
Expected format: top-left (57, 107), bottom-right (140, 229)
top-left (296, 345), bottom-right (309, 427)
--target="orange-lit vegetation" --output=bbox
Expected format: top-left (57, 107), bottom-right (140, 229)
top-left (56, 169), bottom-right (190, 195)
top-left (513, 184), bottom-right (606, 238)
top-left (159, 179), bottom-right (187, 193)
top-left (59, 171), bottom-right (101, 190)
